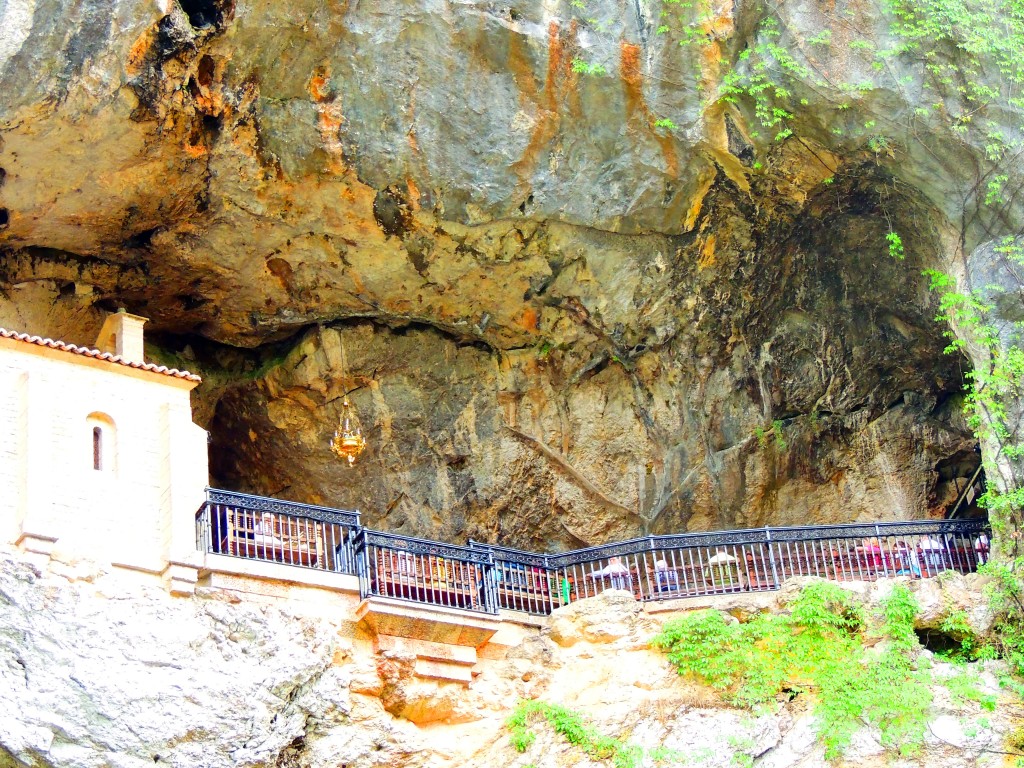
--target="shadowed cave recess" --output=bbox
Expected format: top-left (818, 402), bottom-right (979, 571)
top-left (198, 168), bottom-right (978, 552)
top-left (0, 0), bottom-right (996, 553)
top-left (0, 165), bottom-right (978, 553)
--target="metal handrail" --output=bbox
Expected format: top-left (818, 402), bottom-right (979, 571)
top-left (196, 488), bottom-right (990, 618)
top-left (357, 529), bottom-right (493, 563)
top-left (197, 488), bottom-right (361, 575)
top-left (471, 519), bottom-right (989, 615)
top-left (353, 528), bottom-right (498, 614)
top-left (947, 464), bottom-right (986, 520)
top-left (204, 488), bottom-right (360, 526)
top-left (468, 539), bottom-right (551, 568)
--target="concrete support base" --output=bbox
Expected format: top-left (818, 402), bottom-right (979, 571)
top-left (356, 597), bottom-right (502, 683)
top-left (16, 533), bottom-right (57, 570)
top-left (376, 635), bottom-right (478, 683)
top-left (165, 563), bottom-right (200, 596)
top-left (355, 597), bottom-right (501, 647)
top-left (17, 532), bottom-right (57, 557)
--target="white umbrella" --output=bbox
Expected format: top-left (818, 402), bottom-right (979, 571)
top-left (707, 551), bottom-right (737, 565)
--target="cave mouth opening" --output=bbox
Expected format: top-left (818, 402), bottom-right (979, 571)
top-left (178, 0), bottom-right (225, 29)
top-left (914, 626), bottom-right (982, 659)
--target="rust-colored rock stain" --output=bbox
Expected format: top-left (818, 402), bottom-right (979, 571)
top-left (308, 62), bottom-right (348, 175)
top-left (697, 234), bottom-right (716, 270)
top-left (308, 65), bottom-right (332, 103)
top-left (406, 178), bottom-right (421, 211)
top-left (125, 27), bottom-right (156, 77)
top-left (620, 43), bottom-right (645, 124)
top-left (510, 21), bottom-right (579, 189)
top-left (620, 43), bottom-right (678, 178)
top-left (516, 307), bottom-right (540, 331)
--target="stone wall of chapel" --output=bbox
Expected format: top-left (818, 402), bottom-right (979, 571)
top-left (0, 337), bottom-right (207, 573)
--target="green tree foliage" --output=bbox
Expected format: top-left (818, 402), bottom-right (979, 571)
top-left (506, 700), bottom-right (684, 768)
top-left (651, 583), bottom-right (932, 759)
top-left (647, 0), bottom-right (1024, 684)
top-left (923, 258), bottom-right (1024, 503)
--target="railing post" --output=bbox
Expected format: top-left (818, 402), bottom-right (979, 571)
top-left (766, 528), bottom-right (781, 590)
top-left (349, 510), bottom-right (362, 575)
top-left (195, 501), bottom-right (207, 553)
top-left (645, 535), bottom-right (657, 600)
top-left (483, 550), bottom-right (499, 615)
top-left (543, 554), bottom-right (554, 614)
top-left (354, 529), bottom-right (370, 600)
top-left (875, 524), bottom-right (888, 577)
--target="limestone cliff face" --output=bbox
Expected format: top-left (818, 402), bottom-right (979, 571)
top-left (0, 548), bottom-right (1012, 768)
top-left (1, 0), bottom-right (1013, 546)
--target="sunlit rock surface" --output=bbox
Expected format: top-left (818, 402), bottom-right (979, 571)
top-left (1, 0), bottom-right (1015, 546)
top-left (0, 548), bottom-right (1012, 768)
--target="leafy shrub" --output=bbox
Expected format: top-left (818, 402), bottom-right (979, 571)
top-left (506, 700), bottom-right (682, 768)
top-left (937, 609), bottom-right (997, 662)
top-left (981, 562), bottom-right (1024, 677)
top-left (651, 582), bottom-right (932, 759)
top-left (942, 670), bottom-right (997, 711)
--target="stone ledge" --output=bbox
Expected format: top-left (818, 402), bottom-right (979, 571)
top-left (201, 553), bottom-right (360, 593)
top-left (16, 532), bottom-right (57, 556)
top-left (413, 658), bottom-right (473, 683)
top-left (356, 597), bottom-right (501, 647)
top-left (376, 634), bottom-right (478, 665)
top-left (642, 590), bottom-right (777, 615)
top-left (165, 563), bottom-right (200, 596)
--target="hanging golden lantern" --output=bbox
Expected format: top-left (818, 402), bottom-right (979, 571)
top-left (330, 394), bottom-right (366, 466)
top-left (324, 328), bottom-right (368, 467)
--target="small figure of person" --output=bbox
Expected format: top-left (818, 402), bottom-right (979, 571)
top-left (334, 531), bottom-right (354, 573)
top-left (893, 541), bottom-right (921, 578)
top-left (561, 575), bottom-right (573, 605)
top-left (975, 533), bottom-right (990, 565)
top-left (704, 550), bottom-right (740, 589)
top-left (476, 566), bottom-right (501, 611)
top-left (590, 556), bottom-right (631, 591)
top-left (919, 535), bottom-right (944, 571)
top-left (866, 537), bottom-right (883, 566)
top-left (654, 558), bottom-right (679, 592)
top-left (254, 512), bottom-right (284, 547)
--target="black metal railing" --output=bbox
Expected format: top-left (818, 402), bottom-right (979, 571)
top-left (469, 540), bottom-right (561, 615)
top-left (354, 529), bottom-right (498, 614)
top-left (948, 464), bottom-right (986, 519)
top-left (472, 519), bottom-right (989, 615)
top-left (196, 489), bottom-right (361, 574)
top-left (196, 488), bottom-right (989, 617)
top-left (560, 519), bottom-right (988, 614)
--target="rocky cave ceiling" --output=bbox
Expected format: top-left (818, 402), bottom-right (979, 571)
top-left (1, 0), bottom-right (1013, 549)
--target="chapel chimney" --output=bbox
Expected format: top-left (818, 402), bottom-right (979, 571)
top-left (95, 310), bottom-right (147, 363)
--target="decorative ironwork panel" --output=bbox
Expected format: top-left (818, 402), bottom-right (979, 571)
top-left (768, 524), bottom-right (882, 542)
top-left (767, 519), bottom-right (987, 542)
top-left (469, 540), bottom-right (551, 569)
top-left (355, 529), bottom-right (493, 565)
top-left (206, 488), bottom-right (360, 527)
top-left (925, 519), bottom-right (988, 535)
top-left (546, 537), bottom-right (654, 568)
top-left (652, 529), bottom-right (770, 549)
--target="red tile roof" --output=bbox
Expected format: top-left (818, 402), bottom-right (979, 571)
top-left (0, 327), bottom-right (202, 383)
